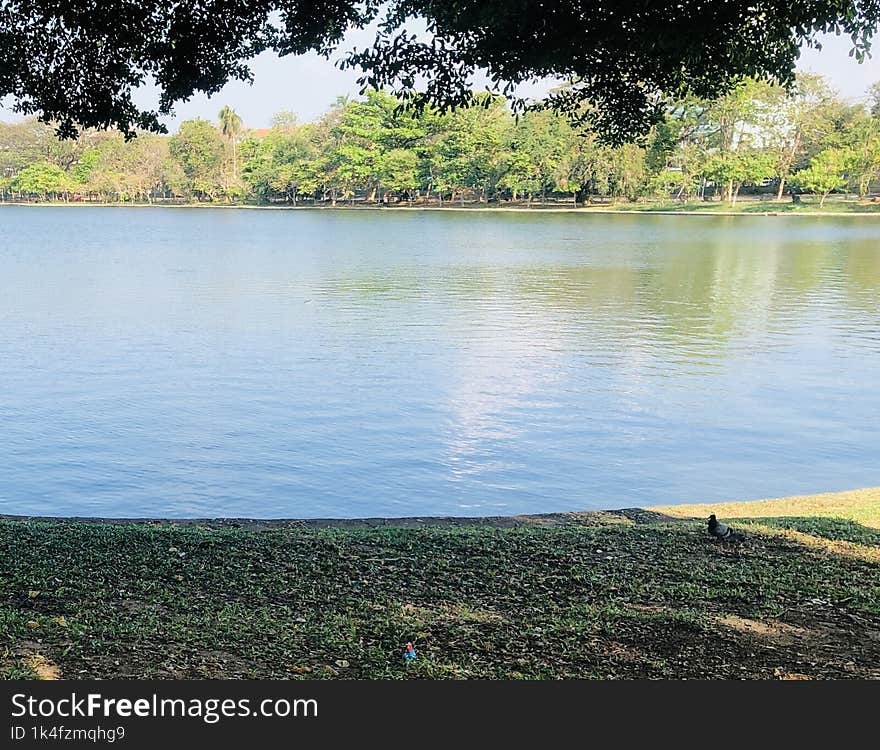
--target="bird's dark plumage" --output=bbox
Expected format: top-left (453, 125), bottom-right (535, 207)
top-left (708, 514), bottom-right (745, 542)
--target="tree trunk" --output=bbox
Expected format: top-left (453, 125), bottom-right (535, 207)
top-left (776, 134), bottom-right (798, 201)
top-left (776, 176), bottom-right (786, 201)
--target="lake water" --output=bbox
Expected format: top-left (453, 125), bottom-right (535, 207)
top-left (1, 206), bottom-right (878, 518)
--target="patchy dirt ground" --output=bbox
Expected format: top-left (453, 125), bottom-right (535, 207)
top-left (1, 510), bottom-right (879, 679)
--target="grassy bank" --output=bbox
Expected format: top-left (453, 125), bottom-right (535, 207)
top-left (580, 199), bottom-right (880, 215)
top-left (2, 489), bottom-right (879, 680)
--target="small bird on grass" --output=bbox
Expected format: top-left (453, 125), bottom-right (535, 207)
top-left (708, 514), bottom-right (745, 543)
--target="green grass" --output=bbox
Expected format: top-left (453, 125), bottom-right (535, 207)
top-left (580, 199), bottom-right (880, 214)
top-left (652, 487), bottom-right (880, 529)
top-left (2, 488), bottom-right (879, 680)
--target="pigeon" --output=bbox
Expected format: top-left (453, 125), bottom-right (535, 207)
top-left (708, 514), bottom-right (745, 542)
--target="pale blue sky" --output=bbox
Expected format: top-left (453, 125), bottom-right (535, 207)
top-left (3, 30), bottom-right (879, 130)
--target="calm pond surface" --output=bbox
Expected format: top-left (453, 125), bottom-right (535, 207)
top-left (1, 206), bottom-right (878, 518)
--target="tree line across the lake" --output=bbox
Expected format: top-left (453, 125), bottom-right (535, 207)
top-left (3, 76), bottom-right (880, 208)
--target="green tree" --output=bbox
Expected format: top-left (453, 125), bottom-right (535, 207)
top-left (604, 143), bottom-right (647, 201)
top-left (11, 81), bottom-right (880, 209)
top-left (10, 162), bottom-right (71, 199)
top-left (842, 115), bottom-right (880, 198)
top-left (77, 132), bottom-right (168, 202)
top-left (7, 2), bottom-right (880, 146)
top-left (703, 149), bottom-right (775, 204)
top-left (698, 80), bottom-right (772, 202)
top-left (0, 119), bottom-right (109, 179)
top-left (553, 129), bottom-right (604, 205)
top-left (643, 99), bottom-right (714, 201)
top-left (793, 148), bottom-right (849, 206)
top-left (759, 74), bottom-right (844, 200)
top-left (430, 94), bottom-right (509, 204)
top-left (649, 166), bottom-right (701, 201)
top-left (499, 109), bottom-right (569, 204)
top-left (327, 90), bottom-right (428, 203)
top-left (379, 149), bottom-right (420, 203)
top-left (242, 123), bottom-right (319, 204)
top-left (168, 119), bottom-right (225, 200)
top-left (69, 147), bottom-right (101, 186)
top-left (218, 106), bottom-right (243, 198)
top-left (0, 120), bottom-right (49, 177)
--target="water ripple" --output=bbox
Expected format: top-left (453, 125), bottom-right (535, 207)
top-left (0, 207), bottom-right (878, 517)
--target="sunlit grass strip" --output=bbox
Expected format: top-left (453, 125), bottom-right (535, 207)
top-left (651, 487), bottom-right (880, 529)
top-left (740, 522), bottom-right (880, 563)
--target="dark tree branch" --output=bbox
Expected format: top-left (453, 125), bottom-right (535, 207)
top-left (1, 1), bottom-right (878, 141)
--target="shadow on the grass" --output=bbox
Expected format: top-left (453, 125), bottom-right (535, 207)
top-left (738, 516), bottom-right (880, 547)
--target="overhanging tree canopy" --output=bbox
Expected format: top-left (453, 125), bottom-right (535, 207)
top-left (1, 1), bottom-right (878, 142)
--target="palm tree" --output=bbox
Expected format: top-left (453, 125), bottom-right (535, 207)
top-left (218, 105), bottom-right (243, 195)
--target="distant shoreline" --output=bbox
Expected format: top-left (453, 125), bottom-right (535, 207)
top-left (4, 201), bottom-right (880, 217)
